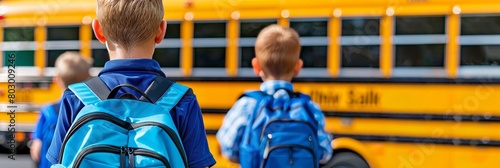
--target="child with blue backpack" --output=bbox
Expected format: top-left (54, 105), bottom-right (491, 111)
top-left (216, 24), bottom-right (333, 168)
top-left (30, 52), bottom-right (92, 168)
top-left (46, 1), bottom-right (216, 168)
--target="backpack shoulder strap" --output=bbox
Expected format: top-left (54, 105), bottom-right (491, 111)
top-left (239, 90), bottom-right (268, 100)
top-left (240, 90), bottom-right (272, 145)
top-left (68, 77), bottom-right (110, 105)
top-left (239, 90), bottom-right (270, 120)
top-left (291, 92), bottom-right (318, 125)
top-left (145, 76), bottom-right (189, 112)
top-left (293, 92), bottom-right (312, 101)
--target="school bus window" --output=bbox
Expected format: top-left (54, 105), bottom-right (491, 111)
top-left (164, 22), bottom-right (181, 38)
top-left (3, 27), bottom-right (35, 41)
top-left (395, 16), bottom-right (445, 35)
top-left (240, 47), bottom-right (254, 68)
top-left (194, 48), bottom-right (226, 68)
top-left (3, 51), bottom-right (35, 66)
top-left (153, 48), bottom-right (180, 67)
top-left (301, 46), bottom-right (327, 68)
top-left (395, 44), bottom-right (445, 67)
top-left (289, 19), bottom-right (328, 37)
top-left (240, 20), bottom-right (277, 37)
top-left (47, 50), bottom-right (79, 67)
top-left (47, 26), bottom-right (80, 40)
top-left (341, 18), bottom-right (380, 36)
top-left (461, 15), bottom-right (500, 35)
top-left (460, 45), bottom-right (500, 66)
top-left (341, 45), bottom-right (380, 68)
top-left (92, 49), bottom-right (110, 67)
top-left (194, 21), bottom-right (226, 38)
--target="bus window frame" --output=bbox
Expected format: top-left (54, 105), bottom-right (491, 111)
top-left (391, 15), bottom-right (449, 78)
top-left (339, 16), bottom-right (383, 78)
top-left (457, 14), bottom-right (500, 78)
top-left (191, 20), bottom-right (228, 77)
top-left (158, 21), bottom-right (183, 77)
top-left (237, 19), bottom-right (279, 77)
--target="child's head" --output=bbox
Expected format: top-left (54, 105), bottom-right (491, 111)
top-left (93, 0), bottom-right (166, 58)
top-left (252, 24), bottom-right (303, 81)
top-left (54, 52), bottom-right (92, 89)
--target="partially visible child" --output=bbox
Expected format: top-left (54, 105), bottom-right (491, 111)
top-left (216, 24), bottom-right (333, 166)
top-left (30, 51), bottom-right (92, 168)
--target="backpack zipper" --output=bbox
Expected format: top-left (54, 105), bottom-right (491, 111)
top-left (289, 147), bottom-right (293, 165)
top-left (120, 147), bottom-right (126, 168)
top-left (59, 113), bottom-right (130, 162)
top-left (262, 134), bottom-right (272, 160)
top-left (259, 119), bottom-right (316, 141)
top-left (133, 148), bottom-right (172, 168)
top-left (132, 122), bottom-right (188, 167)
top-left (59, 113), bottom-right (188, 168)
top-left (128, 148), bottom-right (135, 168)
top-left (73, 145), bottom-right (122, 168)
top-left (261, 144), bottom-right (317, 168)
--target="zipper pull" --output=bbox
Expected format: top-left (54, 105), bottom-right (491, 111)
top-left (289, 147), bottom-right (293, 165)
top-left (120, 147), bottom-right (126, 168)
top-left (263, 134), bottom-right (272, 159)
top-left (128, 148), bottom-right (135, 168)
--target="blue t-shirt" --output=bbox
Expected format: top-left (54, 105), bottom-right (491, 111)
top-left (46, 59), bottom-right (216, 168)
top-left (33, 101), bottom-right (60, 168)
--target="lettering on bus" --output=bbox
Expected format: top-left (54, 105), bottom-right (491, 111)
top-left (310, 89), bottom-right (380, 108)
top-left (348, 89), bottom-right (378, 106)
top-left (310, 90), bottom-right (340, 107)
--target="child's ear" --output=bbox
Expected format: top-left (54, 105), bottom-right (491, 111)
top-left (92, 19), bottom-right (106, 44)
top-left (251, 58), bottom-right (261, 77)
top-left (155, 20), bottom-right (167, 44)
top-left (293, 59), bottom-right (303, 76)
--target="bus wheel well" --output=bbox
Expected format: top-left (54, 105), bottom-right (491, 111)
top-left (321, 148), bottom-right (370, 168)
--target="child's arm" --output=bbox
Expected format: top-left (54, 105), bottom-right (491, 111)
top-left (45, 92), bottom-right (84, 164)
top-left (309, 101), bottom-right (334, 164)
top-left (30, 108), bottom-right (47, 163)
top-left (176, 94), bottom-right (216, 168)
top-left (216, 97), bottom-right (257, 163)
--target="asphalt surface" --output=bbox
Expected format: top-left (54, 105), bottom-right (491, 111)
top-left (0, 154), bottom-right (36, 168)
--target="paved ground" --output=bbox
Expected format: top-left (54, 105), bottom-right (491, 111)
top-left (0, 153), bottom-right (36, 168)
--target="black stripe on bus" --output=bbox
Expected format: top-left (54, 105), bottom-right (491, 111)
top-left (10, 76), bottom-right (500, 85)
top-left (167, 77), bottom-right (500, 84)
top-left (204, 130), bottom-right (500, 147)
top-left (201, 109), bottom-right (500, 122)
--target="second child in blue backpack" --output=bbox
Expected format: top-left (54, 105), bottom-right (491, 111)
top-left (45, 1), bottom-right (216, 168)
top-left (30, 52), bottom-right (92, 168)
top-left (216, 24), bottom-right (333, 167)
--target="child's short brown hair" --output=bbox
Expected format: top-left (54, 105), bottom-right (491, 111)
top-left (254, 24), bottom-right (301, 78)
top-left (96, 0), bottom-right (164, 50)
top-left (55, 52), bottom-right (92, 88)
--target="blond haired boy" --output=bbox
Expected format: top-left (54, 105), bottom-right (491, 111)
top-left (46, 1), bottom-right (216, 168)
top-left (31, 52), bottom-right (91, 168)
top-left (216, 24), bottom-right (333, 166)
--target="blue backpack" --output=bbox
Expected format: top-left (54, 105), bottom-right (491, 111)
top-left (239, 89), bottom-right (321, 168)
top-left (51, 76), bottom-right (189, 168)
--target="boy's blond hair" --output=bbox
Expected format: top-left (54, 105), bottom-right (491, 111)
top-left (96, 0), bottom-right (164, 50)
top-left (255, 24), bottom-right (301, 78)
top-left (55, 52), bottom-right (92, 88)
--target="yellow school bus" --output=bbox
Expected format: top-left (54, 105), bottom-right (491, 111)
top-left (2, 0), bottom-right (500, 167)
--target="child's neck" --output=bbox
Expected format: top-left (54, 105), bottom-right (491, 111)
top-left (261, 75), bottom-right (293, 82)
top-left (107, 42), bottom-right (155, 60)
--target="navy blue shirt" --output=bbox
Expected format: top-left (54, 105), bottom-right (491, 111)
top-left (46, 59), bottom-right (216, 168)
